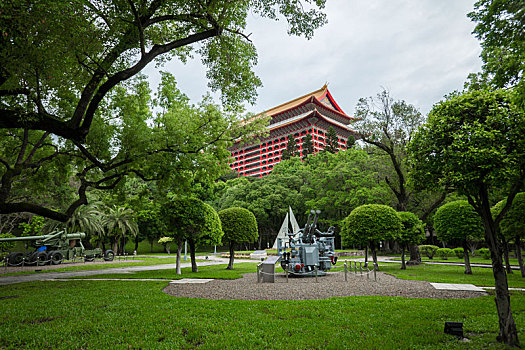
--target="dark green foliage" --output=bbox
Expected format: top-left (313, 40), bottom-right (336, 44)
top-left (162, 197), bottom-right (223, 272)
top-left (163, 197), bottom-right (223, 246)
top-left (469, 0), bottom-right (525, 105)
top-left (0, 233), bottom-right (15, 252)
top-left (477, 248), bottom-right (491, 259)
top-left (219, 207), bottom-right (258, 245)
top-left (323, 126), bottom-right (339, 153)
top-left (397, 211), bottom-right (425, 269)
top-left (436, 248), bottom-right (454, 260)
top-left (218, 207), bottom-right (258, 269)
top-left (434, 201), bottom-right (484, 245)
top-left (397, 212), bottom-right (425, 246)
top-left (281, 136), bottom-right (298, 160)
top-left (453, 247), bottom-right (464, 259)
top-left (301, 133), bottom-right (314, 160)
top-left (341, 204), bottom-right (402, 247)
top-left (493, 193), bottom-right (525, 241)
top-left (418, 245), bottom-right (439, 259)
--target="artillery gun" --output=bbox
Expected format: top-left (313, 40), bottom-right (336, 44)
top-left (0, 230), bottom-right (114, 266)
top-left (277, 210), bottom-right (337, 276)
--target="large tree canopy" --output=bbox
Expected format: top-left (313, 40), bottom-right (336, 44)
top-left (0, 0), bottom-right (327, 222)
top-left (408, 88), bottom-right (525, 346)
top-left (469, 0), bottom-right (525, 103)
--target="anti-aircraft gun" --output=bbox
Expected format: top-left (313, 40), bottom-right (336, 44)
top-left (277, 210), bottom-right (337, 276)
top-left (0, 230), bottom-right (114, 266)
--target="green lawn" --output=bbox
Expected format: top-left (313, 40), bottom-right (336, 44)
top-left (2, 260), bottom-right (525, 348)
top-left (381, 263), bottom-right (525, 289)
top-left (1, 279), bottom-right (524, 349)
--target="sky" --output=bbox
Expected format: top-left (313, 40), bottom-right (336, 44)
top-left (145, 0), bottom-right (483, 116)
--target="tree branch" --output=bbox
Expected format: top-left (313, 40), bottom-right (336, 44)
top-left (80, 27), bottom-right (221, 135)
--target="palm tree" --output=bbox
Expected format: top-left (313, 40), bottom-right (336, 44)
top-left (66, 203), bottom-right (105, 248)
top-left (102, 206), bottom-right (138, 255)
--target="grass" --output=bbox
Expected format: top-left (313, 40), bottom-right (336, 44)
top-left (2, 258), bottom-right (525, 348)
top-left (1, 279), bottom-right (524, 349)
top-left (380, 263), bottom-right (525, 288)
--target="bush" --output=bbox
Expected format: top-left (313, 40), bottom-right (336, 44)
top-left (419, 245), bottom-right (439, 259)
top-left (453, 247), bottom-right (464, 259)
top-left (476, 248), bottom-right (491, 259)
top-left (0, 233), bottom-right (16, 252)
top-left (436, 248), bottom-right (454, 260)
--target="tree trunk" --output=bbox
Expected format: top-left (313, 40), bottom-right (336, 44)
top-left (501, 237), bottom-right (513, 274)
top-left (176, 239), bottom-right (183, 275)
top-left (134, 238), bottom-right (139, 253)
top-left (371, 242), bottom-right (378, 270)
top-left (516, 236), bottom-right (524, 278)
top-left (364, 245), bottom-right (368, 268)
top-left (149, 239), bottom-right (153, 253)
top-left (112, 238), bottom-right (118, 255)
top-left (476, 190), bottom-right (519, 347)
top-left (401, 244), bottom-right (406, 270)
top-left (408, 244), bottom-right (421, 264)
top-left (189, 239), bottom-right (198, 273)
top-left (227, 242), bottom-right (235, 270)
top-left (463, 241), bottom-right (472, 275)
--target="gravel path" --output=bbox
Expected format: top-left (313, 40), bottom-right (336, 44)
top-left (163, 271), bottom-right (487, 300)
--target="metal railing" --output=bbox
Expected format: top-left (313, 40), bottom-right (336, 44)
top-left (256, 259), bottom-right (380, 283)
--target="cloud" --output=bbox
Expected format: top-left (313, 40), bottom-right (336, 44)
top-left (146, 0), bottom-right (482, 116)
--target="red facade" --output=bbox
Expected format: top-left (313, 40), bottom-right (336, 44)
top-left (229, 85), bottom-right (356, 178)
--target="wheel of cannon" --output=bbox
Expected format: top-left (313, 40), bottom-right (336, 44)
top-left (84, 255), bottom-right (94, 262)
top-left (33, 251), bottom-right (48, 266)
top-left (49, 251), bottom-right (63, 265)
top-left (104, 250), bottom-right (115, 261)
top-left (7, 252), bottom-right (24, 266)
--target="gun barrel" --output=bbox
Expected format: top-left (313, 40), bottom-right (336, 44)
top-left (0, 232), bottom-right (86, 242)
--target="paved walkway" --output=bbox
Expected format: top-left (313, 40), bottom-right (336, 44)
top-left (0, 256), bottom-right (255, 286)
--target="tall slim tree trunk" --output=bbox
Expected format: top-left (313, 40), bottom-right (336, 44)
top-left (371, 242), bottom-right (378, 270)
top-left (150, 239), bottom-right (153, 253)
top-left (227, 242), bottom-right (235, 270)
top-left (463, 241), bottom-right (472, 275)
top-left (134, 238), bottom-right (139, 253)
top-left (477, 191), bottom-right (519, 347)
top-left (176, 239), bottom-right (183, 275)
top-left (516, 237), bottom-right (524, 278)
top-left (189, 239), bottom-right (198, 272)
top-left (401, 244), bottom-right (406, 270)
top-left (502, 236), bottom-right (513, 274)
top-left (364, 245), bottom-right (368, 268)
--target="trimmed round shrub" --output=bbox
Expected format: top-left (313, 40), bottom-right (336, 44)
top-left (453, 247), bottom-right (464, 259)
top-left (476, 248), bottom-right (491, 259)
top-left (434, 200), bottom-right (484, 246)
top-left (436, 248), bottom-right (454, 260)
top-left (218, 207), bottom-right (258, 245)
top-left (419, 245), bottom-right (439, 259)
top-left (341, 204), bottom-right (402, 247)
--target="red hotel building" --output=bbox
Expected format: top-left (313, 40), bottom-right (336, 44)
top-left (229, 85), bottom-right (356, 177)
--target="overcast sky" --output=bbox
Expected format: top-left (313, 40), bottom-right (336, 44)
top-left (146, 0), bottom-right (483, 116)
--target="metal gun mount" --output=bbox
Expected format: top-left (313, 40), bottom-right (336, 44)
top-left (277, 209), bottom-right (337, 276)
top-left (0, 230), bottom-right (114, 266)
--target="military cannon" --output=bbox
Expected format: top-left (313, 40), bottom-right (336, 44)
top-left (277, 210), bottom-right (337, 276)
top-left (0, 230), bottom-right (114, 266)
